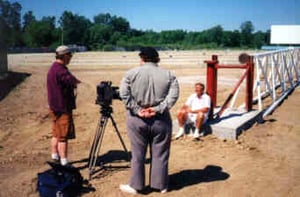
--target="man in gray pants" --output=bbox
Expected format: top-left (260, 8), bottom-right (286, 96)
top-left (119, 47), bottom-right (179, 194)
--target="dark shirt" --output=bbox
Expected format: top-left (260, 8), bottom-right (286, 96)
top-left (47, 61), bottom-right (79, 113)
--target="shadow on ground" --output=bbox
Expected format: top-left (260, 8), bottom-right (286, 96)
top-left (138, 165), bottom-right (230, 195)
top-left (0, 71), bottom-right (31, 101)
top-left (169, 165), bottom-right (230, 191)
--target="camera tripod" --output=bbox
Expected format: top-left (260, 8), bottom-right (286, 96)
top-left (88, 105), bottom-right (130, 180)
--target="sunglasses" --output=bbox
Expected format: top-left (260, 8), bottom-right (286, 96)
top-left (65, 52), bottom-right (73, 57)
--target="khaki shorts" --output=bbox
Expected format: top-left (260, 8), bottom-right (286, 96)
top-left (49, 110), bottom-right (75, 142)
top-left (187, 112), bottom-right (208, 125)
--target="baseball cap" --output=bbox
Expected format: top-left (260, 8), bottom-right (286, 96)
top-left (56, 45), bottom-right (71, 55)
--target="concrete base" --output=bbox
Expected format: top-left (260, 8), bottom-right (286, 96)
top-left (208, 108), bottom-right (261, 140)
top-left (172, 108), bottom-right (261, 140)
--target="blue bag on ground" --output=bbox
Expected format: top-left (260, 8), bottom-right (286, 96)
top-left (37, 162), bottom-right (83, 197)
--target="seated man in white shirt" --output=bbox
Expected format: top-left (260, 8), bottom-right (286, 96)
top-left (175, 82), bottom-right (211, 140)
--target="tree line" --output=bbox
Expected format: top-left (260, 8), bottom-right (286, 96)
top-left (0, 0), bottom-right (270, 52)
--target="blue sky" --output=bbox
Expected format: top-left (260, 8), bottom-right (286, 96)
top-left (16, 0), bottom-right (300, 32)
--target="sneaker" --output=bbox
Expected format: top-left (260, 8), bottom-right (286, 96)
top-left (161, 188), bottom-right (168, 193)
top-left (193, 132), bottom-right (200, 139)
top-left (174, 129), bottom-right (184, 139)
top-left (120, 184), bottom-right (137, 195)
top-left (60, 158), bottom-right (68, 166)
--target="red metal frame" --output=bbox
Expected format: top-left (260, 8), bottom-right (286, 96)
top-left (205, 55), bottom-right (254, 119)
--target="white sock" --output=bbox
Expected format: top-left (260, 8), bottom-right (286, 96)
top-left (51, 153), bottom-right (59, 160)
top-left (178, 127), bottom-right (184, 134)
top-left (60, 158), bottom-right (68, 166)
top-left (194, 128), bottom-right (199, 135)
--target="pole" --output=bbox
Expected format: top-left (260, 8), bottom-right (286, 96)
top-left (245, 56), bottom-right (254, 111)
top-left (205, 55), bottom-right (218, 120)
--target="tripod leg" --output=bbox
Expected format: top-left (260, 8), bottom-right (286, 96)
top-left (109, 115), bottom-right (131, 161)
top-left (88, 119), bottom-right (101, 166)
top-left (88, 118), bottom-right (103, 179)
top-left (88, 115), bottom-right (109, 180)
top-left (92, 117), bottom-right (108, 166)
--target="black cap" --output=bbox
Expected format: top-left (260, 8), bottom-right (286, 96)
top-left (139, 47), bottom-right (159, 59)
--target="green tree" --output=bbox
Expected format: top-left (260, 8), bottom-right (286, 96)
top-left (87, 24), bottom-right (112, 50)
top-left (207, 25), bottom-right (223, 46)
top-left (0, 0), bottom-right (22, 46)
top-left (265, 29), bottom-right (271, 45)
top-left (94, 13), bottom-right (130, 33)
top-left (94, 13), bottom-right (111, 25)
top-left (253, 31), bottom-right (270, 49)
top-left (110, 15), bottom-right (130, 33)
top-left (109, 31), bottom-right (122, 45)
top-left (59, 11), bottom-right (91, 45)
top-left (231, 30), bottom-right (241, 47)
top-left (158, 30), bottom-right (186, 44)
top-left (240, 21), bottom-right (254, 47)
top-left (222, 30), bottom-right (241, 47)
top-left (22, 11), bottom-right (35, 31)
top-left (0, 0), bottom-right (9, 46)
top-left (23, 16), bottom-right (57, 47)
top-left (89, 13), bottom-right (131, 49)
top-left (141, 31), bottom-right (159, 45)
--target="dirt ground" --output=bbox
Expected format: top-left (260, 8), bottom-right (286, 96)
top-left (0, 54), bottom-right (300, 197)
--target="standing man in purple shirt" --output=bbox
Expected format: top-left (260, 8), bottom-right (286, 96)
top-left (47, 45), bottom-right (81, 166)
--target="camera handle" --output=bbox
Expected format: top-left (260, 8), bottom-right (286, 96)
top-left (88, 106), bottom-right (130, 180)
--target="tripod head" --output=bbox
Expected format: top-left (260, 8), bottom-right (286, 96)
top-left (99, 105), bottom-right (113, 117)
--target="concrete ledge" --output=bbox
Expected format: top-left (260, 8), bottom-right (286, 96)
top-left (172, 109), bottom-right (261, 140)
top-left (209, 109), bottom-right (261, 140)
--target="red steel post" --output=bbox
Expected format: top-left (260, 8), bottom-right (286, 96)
top-left (245, 56), bottom-right (254, 111)
top-left (205, 55), bottom-right (218, 120)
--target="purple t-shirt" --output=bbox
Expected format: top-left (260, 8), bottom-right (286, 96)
top-left (47, 61), bottom-right (79, 113)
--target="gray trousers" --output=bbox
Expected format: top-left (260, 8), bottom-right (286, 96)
top-left (126, 110), bottom-right (172, 191)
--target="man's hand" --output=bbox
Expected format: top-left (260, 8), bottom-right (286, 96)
top-left (138, 107), bottom-right (156, 118)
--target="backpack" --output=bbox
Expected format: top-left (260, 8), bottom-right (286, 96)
top-left (37, 161), bottom-right (83, 197)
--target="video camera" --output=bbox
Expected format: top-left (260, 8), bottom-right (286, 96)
top-left (96, 81), bottom-right (121, 106)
